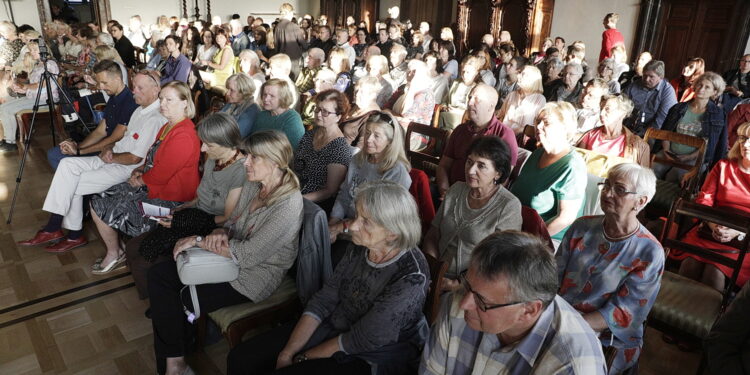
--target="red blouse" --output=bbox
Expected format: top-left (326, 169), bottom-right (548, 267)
top-left (142, 118), bottom-right (201, 202)
top-left (696, 159), bottom-right (750, 213)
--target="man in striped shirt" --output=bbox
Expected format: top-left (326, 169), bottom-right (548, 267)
top-left (420, 231), bottom-right (607, 375)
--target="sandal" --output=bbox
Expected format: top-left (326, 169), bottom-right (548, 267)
top-left (91, 252), bottom-right (126, 275)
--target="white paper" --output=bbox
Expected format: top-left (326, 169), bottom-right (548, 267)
top-left (78, 88), bottom-right (93, 96)
top-left (140, 202), bottom-right (170, 218)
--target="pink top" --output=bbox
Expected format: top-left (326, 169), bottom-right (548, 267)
top-left (579, 127), bottom-right (626, 157)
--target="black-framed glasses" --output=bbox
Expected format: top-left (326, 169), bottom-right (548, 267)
top-left (459, 270), bottom-right (527, 312)
top-left (314, 107), bottom-right (339, 117)
top-left (597, 179), bottom-right (638, 197)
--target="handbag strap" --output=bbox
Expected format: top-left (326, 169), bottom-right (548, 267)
top-left (190, 284), bottom-right (201, 320)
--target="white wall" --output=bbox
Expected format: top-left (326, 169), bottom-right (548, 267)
top-left (2, 0), bottom-right (43, 31)
top-left (380, 0), bottom-right (400, 20)
top-left (549, 0), bottom-right (640, 67)
top-left (110, 0), bottom-right (317, 25)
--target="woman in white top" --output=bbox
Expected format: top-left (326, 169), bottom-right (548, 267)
top-left (194, 30), bottom-right (218, 67)
top-left (497, 65), bottom-right (547, 135)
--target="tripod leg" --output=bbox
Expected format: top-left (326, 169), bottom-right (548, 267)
top-left (49, 73), bottom-right (91, 135)
top-left (7, 71), bottom-right (49, 224)
top-left (44, 71), bottom-right (57, 147)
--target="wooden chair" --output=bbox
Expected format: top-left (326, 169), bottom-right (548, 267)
top-left (648, 198), bottom-right (750, 374)
top-left (192, 90), bottom-right (203, 122)
top-left (16, 105), bottom-right (66, 151)
top-left (404, 122), bottom-right (450, 179)
top-left (431, 104), bottom-right (442, 128)
top-left (134, 47), bottom-right (148, 65)
top-left (643, 128), bottom-right (706, 218)
top-left (421, 251), bottom-right (448, 325)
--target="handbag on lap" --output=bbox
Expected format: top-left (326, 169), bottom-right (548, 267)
top-left (176, 247), bottom-right (239, 322)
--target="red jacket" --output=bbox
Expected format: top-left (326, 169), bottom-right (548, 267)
top-left (142, 118), bottom-right (201, 202)
top-left (599, 28), bottom-right (624, 62)
top-left (728, 103), bottom-right (750, 149)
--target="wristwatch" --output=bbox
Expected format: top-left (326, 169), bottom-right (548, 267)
top-left (293, 353), bottom-right (309, 363)
top-left (195, 236), bottom-right (203, 244)
top-left (342, 221), bottom-right (349, 234)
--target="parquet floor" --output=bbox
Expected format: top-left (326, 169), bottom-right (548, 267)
top-left (0, 124), bottom-right (702, 374)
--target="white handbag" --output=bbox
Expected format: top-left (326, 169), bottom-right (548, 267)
top-left (176, 247), bottom-right (239, 322)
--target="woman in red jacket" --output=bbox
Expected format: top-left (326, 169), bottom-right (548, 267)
top-left (90, 81), bottom-right (201, 274)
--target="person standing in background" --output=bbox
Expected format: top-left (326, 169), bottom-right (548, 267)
top-left (599, 13), bottom-right (624, 62)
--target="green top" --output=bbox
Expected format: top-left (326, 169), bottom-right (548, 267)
top-left (670, 108), bottom-right (702, 155)
top-left (510, 148), bottom-right (587, 241)
top-left (251, 109), bottom-right (305, 148)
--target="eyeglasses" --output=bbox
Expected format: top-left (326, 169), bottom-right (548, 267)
top-left (598, 179), bottom-right (638, 197)
top-left (738, 135), bottom-right (750, 144)
top-left (459, 270), bottom-right (526, 312)
top-left (314, 107), bottom-right (339, 117)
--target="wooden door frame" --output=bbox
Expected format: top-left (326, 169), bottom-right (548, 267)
top-left (632, 0), bottom-right (750, 72)
top-left (37, 0), bottom-right (112, 28)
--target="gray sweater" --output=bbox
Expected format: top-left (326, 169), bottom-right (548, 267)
top-left (331, 159), bottom-right (411, 220)
top-left (227, 181), bottom-right (303, 302)
top-left (304, 245), bottom-right (429, 374)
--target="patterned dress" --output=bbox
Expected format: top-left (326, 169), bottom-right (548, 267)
top-left (90, 138), bottom-right (183, 237)
top-left (556, 216), bottom-right (665, 374)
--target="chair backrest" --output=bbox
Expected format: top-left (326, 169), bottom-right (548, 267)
top-left (662, 198), bottom-right (750, 306)
top-left (521, 206), bottom-right (555, 252)
top-left (421, 251), bottom-right (448, 324)
top-left (296, 199), bottom-right (333, 305)
top-left (409, 168), bottom-right (436, 239)
top-left (404, 122), bottom-right (450, 178)
top-left (134, 47), bottom-right (147, 65)
top-left (644, 128), bottom-right (707, 191)
top-left (431, 104), bottom-right (442, 128)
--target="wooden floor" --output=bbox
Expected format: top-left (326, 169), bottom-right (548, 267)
top-left (0, 125), bottom-right (703, 374)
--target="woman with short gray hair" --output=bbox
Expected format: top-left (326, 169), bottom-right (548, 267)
top-left (556, 162), bottom-right (664, 374)
top-left (227, 180), bottom-right (429, 375)
top-left (221, 73), bottom-right (260, 137)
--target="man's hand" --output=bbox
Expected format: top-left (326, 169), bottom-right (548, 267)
top-left (99, 148), bottom-right (114, 163)
top-left (60, 139), bottom-right (78, 155)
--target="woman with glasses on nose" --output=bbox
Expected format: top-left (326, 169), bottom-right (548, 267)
top-left (422, 136), bottom-right (522, 292)
top-left (672, 122), bottom-right (750, 292)
top-left (556, 163), bottom-right (663, 374)
top-left (294, 90), bottom-right (353, 213)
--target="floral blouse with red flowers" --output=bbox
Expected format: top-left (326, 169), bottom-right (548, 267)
top-left (556, 216), bottom-right (664, 352)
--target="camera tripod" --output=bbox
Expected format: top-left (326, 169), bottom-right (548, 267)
top-left (6, 39), bottom-right (90, 224)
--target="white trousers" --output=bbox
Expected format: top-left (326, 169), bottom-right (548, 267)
top-left (0, 96), bottom-right (39, 143)
top-left (42, 156), bottom-right (135, 231)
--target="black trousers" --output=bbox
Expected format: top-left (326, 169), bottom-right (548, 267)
top-left (147, 260), bottom-right (251, 374)
top-left (226, 321), bottom-right (371, 375)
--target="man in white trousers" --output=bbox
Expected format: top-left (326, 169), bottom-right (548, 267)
top-left (18, 70), bottom-right (165, 253)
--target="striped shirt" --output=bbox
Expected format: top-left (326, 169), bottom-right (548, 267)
top-left (420, 293), bottom-right (607, 375)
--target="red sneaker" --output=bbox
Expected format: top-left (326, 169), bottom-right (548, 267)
top-left (44, 237), bottom-right (88, 253)
top-left (17, 230), bottom-right (65, 246)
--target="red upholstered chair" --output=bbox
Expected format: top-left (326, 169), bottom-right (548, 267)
top-left (409, 168), bottom-right (436, 239)
top-left (521, 206), bottom-right (554, 252)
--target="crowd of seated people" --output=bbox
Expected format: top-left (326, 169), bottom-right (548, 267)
top-left (4, 3), bottom-right (750, 374)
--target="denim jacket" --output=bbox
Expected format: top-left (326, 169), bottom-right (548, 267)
top-left (661, 101), bottom-right (727, 168)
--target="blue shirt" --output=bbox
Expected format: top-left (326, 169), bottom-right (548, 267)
top-left (420, 293), bottom-right (607, 375)
top-left (220, 102), bottom-right (260, 138)
top-left (103, 87), bottom-right (139, 135)
top-left (161, 54), bottom-right (192, 84)
top-left (622, 78), bottom-right (678, 135)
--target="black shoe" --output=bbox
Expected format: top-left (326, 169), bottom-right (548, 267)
top-left (0, 142), bottom-right (18, 153)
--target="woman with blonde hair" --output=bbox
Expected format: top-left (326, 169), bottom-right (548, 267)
top-left (220, 73), bottom-right (260, 137)
top-left (365, 54), bottom-right (393, 107)
top-left (440, 55), bottom-right (483, 129)
top-left (0, 21), bottom-right (23, 67)
top-left (497, 65), bottom-right (546, 134)
top-left (252, 78), bottom-right (305, 148)
top-left (149, 129), bottom-right (303, 375)
top-left (328, 112), bottom-right (411, 241)
top-left (392, 59), bottom-right (436, 127)
top-left (510, 101), bottom-right (587, 246)
top-left (237, 49), bottom-right (265, 94)
top-left (340, 76), bottom-right (382, 147)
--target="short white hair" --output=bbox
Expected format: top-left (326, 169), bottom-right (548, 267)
top-left (607, 163), bottom-right (657, 205)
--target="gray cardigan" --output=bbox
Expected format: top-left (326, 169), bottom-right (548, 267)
top-left (227, 181), bottom-right (303, 302)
